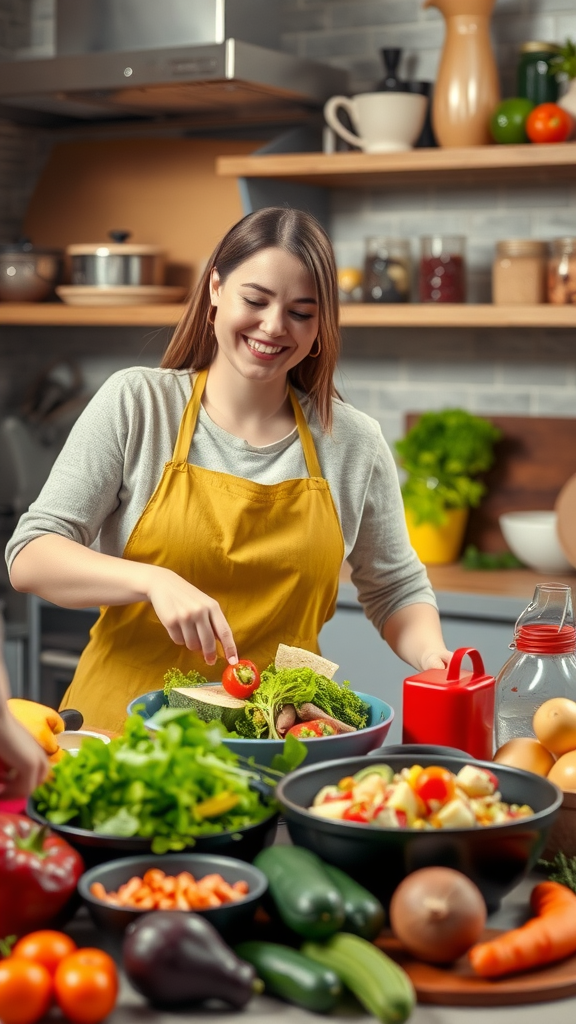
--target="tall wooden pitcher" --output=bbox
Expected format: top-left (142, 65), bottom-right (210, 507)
top-left (423, 0), bottom-right (500, 147)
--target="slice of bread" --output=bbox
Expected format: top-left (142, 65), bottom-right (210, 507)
top-left (274, 643), bottom-right (339, 680)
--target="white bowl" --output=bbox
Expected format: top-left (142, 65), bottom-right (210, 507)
top-left (499, 511), bottom-right (573, 574)
top-left (57, 730), bottom-right (111, 755)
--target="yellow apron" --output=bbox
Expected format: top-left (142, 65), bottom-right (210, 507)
top-left (60, 369), bottom-right (345, 733)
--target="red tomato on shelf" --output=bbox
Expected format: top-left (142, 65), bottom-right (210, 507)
top-left (221, 660), bottom-right (261, 698)
top-left (525, 103), bottom-right (574, 143)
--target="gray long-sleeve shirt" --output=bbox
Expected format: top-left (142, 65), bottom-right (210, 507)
top-left (5, 366), bottom-right (436, 634)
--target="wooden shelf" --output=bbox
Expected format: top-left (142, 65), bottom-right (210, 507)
top-left (1, 303), bottom-right (575, 328)
top-left (339, 305), bottom-right (576, 328)
top-left (216, 143), bottom-right (576, 188)
top-left (0, 303), bottom-right (186, 326)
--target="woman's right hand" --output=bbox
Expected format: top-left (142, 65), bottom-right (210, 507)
top-left (145, 566), bottom-right (238, 667)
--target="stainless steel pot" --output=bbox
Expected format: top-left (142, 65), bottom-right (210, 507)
top-left (0, 241), bottom-right (63, 302)
top-left (66, 231), bottom-right (164, 287)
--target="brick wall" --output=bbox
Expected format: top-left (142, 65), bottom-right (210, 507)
top-left (0, 0), bottom-right (576, 450)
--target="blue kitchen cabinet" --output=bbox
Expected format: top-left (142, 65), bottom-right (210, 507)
top-left (319, 583), bottom-right (524, 745)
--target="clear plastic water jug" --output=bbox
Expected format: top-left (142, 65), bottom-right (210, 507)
top-left (494, 583), bottom-right (576, 749)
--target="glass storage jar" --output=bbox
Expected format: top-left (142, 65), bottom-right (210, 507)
top-left (494, 583), bottom-right (576, 749)
top-left (419, 236), bottom-right (466, 303)
top-left (517, 41), bottom-right (560, 106)
top-left (492, 239), bottom-right (547, 305)
top-left (363, 237), bottom-right (411, 303)
top-left (547, 237), bottom-right (576, 305)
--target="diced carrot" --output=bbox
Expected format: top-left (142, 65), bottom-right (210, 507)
top-left (161, 876), bottom-right (177, 895)
top-left (117, 877), bottom-right (144, 904)
top-left (232, 880), bottom-right (249, 895)
top-left (90, 881), bottom-right (108, 900)
top-left (134, 896), bottom-right (156, 910)
top-left (143, 868), bottom-right (166, 889)
top-left (157, 897), bottom-right (175, 910)
top-left (196, 873), bottom-right (224, 890)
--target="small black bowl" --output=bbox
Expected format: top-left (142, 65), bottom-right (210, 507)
top-left (26, 800), bottom-right (279, 869)
top-left (78, 853), bottom-right (268, 944)
top-left (277, 752), bottom-right (563, 912)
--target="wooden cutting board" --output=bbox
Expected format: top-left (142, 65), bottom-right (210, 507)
top-left (376, 929), bottom-right (576, 1005)
top-left (406, 415), bottom-right (576, 553)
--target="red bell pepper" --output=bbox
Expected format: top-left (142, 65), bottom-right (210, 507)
top-left (0, 813), bottom-right (84, 938)
top-left (342, 801), bottom-right (371, 823)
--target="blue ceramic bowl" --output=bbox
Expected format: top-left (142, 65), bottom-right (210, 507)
top-left (127, 689), bottom-right (394, 768)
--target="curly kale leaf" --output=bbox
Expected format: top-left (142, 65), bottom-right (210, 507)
top-left (163, 667), bottom-right (208, 697)
top-left (313, 677), bottom-right (370, 729)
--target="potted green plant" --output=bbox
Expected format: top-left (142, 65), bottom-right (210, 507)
top-left (394, 409), bottom-right (501, 564)
top-left (549, 39), bottom-right (576, 123)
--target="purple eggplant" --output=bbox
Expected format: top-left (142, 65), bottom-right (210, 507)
top-left (122, 910), bottom-right (261, 1008)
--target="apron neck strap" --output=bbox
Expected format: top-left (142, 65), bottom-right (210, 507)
top-left (173, 367), bottom-right (322, 478)
top-left (288, 384), bottom-right (322, 478)
top-left (172, 368), bottom-right (208, 463)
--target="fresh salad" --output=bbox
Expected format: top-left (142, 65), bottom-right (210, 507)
top-left (309, 763), bottom-right (534, 829)
top-left (32, 711), bottom-right (303, 853)
top-left (162, 644), bottom-right (371, 740)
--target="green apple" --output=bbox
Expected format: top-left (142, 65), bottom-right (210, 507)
top-left (489, 98), bottom-right (536, 144)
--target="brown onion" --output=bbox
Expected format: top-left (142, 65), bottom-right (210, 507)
top-left (389, 867), bottom-right (487, 964)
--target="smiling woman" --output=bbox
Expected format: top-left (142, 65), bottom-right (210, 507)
top-left (6, 207), bottom-right (449, 734)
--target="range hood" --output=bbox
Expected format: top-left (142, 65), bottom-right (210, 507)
top-left (0, 0), bottom-right (349, 125)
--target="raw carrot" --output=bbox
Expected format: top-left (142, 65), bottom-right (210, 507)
top-left (469, 881), bottom-right (576, 978)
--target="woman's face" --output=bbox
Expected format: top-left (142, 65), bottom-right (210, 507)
top-left (209, 247), bottom-right (319, 384)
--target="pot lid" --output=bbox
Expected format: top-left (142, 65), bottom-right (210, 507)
top-left (66, 231), bottom-right (163, 257)
top-left (67, 243), bottom-right (164, 256)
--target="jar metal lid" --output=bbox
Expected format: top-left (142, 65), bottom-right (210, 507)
top-left (519, 41), bottom-right (561, 54)
top-left (496, 239), bottom-right (548, 258)
top-left (550, 237), bottom-right (576, 255)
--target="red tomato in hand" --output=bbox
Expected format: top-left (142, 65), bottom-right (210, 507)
top-left (526, 103), bottom-right (574, 143)
top-left (12, 930), bottom-right (77, 975)
top-left (222, 660), bottom-right (260, 698)
top-left (412, 766), bottom-right (456, 810)
top-left (0, 958), bottom-right (52, 1024)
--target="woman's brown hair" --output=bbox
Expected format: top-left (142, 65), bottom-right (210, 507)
top-left (161, 207), bottom-right (341, 430)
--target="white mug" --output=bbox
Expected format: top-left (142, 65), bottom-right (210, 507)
top-left (324, 91), bottom-right (427, 154)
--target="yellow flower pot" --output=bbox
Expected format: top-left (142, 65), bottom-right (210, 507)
top-left (405, 507), bottom-right (469, 565)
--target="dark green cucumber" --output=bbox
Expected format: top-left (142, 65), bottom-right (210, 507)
top-left (235, 941), bottom-right (342, 1013)
top-left (302, 932), bottom-right (416, 1024)
top-left (321, 863), bottom-right (385, 940)
top-left (254, 845), bottom-right (345, 939)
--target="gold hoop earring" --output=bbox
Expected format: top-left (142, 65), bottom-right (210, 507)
top-left (207, 305), bottom-right (217, 328)
top-left (308, 337), bottom-right (321, 359)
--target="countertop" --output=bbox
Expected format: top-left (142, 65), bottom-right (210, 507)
top-left (338, 562), bottom-right (576, 621)
top-left (60, 840), bottom-right (576, 1024)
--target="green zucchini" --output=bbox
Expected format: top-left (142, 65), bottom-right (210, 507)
top-left (253, 845), bottom-right (345, 939)
top-left (321, 863), bottom-right (385, 940)
top-left (235, 941), bottom-right (342, 1013)
top-left (302, 932), bottom-right (416, 1024)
